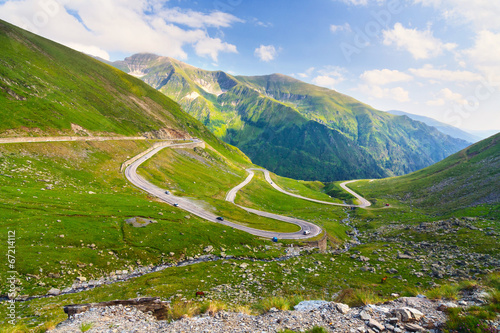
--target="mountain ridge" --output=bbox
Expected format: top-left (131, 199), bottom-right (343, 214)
top-left (110, 53), bottom-right (470, 181)
top-left (387, 110), bottom-right (480, 143)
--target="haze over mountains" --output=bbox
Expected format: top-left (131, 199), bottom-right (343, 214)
top-left (110, 53), bottom-right (470, 181)
top-left (387, 110), bottom-right (482, 143)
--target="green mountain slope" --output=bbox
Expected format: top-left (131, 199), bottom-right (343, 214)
top-left (0, 19), bottom-right (250, 165)
top-left (111, 53), bottom-right (469, 181)
top-left (351, 132), bottom-right (500, 213)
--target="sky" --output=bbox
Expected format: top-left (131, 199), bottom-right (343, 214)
top-left (1, 0), bottom-right (499, 132)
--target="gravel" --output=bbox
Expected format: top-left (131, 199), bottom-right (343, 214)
top-left (49, 297), bottom-right (450, 333)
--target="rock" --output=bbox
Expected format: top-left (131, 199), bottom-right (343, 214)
top-left (437, 302), bottom-right (458, 311)
top-left (59, 234), bottom-right (65, 238)
top-left (397, 253), bottom-right (414, 259)
top-left (404, 323), bottom-right (425, 332)
top-left (367, 318), bottom-right (385, 331)
top-left (239, 263), bottom-right (248, 269)
top-left (335, 302), bottom-right (350, 314)
top-left (386, 268), bottom-right (398, 274)
top-left (359, 256), bottom-right (370, 262)
top-left (392, 307), bottom-right (424, 322)
top-left (77, 276), bottom-right (87, 282)
top-left (293, 300), bottom-right (329, 312)
top-left (204, 246), bottom-right (213, 253)
top-left (47, 288), bottom-right (61, 296)
top-left (360, 309), bottom-right (371, 320)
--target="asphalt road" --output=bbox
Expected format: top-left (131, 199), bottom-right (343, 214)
top-left (124, 141), bottom-right (320, 239)
top-left (125, 141), bottom-right (372, 240)
top-left (245, 168), bottom-right (371, 208)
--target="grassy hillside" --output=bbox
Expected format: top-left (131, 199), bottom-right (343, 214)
top-left (349, 132), bottom-right (500, 215)
top-left (111, 54), bottom-right (469, 181)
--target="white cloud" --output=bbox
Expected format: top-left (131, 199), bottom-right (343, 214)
top-left (65, 42), bottom-right (110, 60)
top-left (336, 0), bottom-right (386, 6)
top-left (409, 64), bottom-right (482, 82)
top-left (360, 69), bottom-right (413, 86)
top-left (358, 84), bottom-right (410, 102)
top-left (426, 88), bottom-right (466, 106)
top-left (297, 67), bottom-right (316, 78)
top-left (157, 7), bottom-right (244, 29)
top-left (194, 38), bottom-right (237, 62)
top-left (311, 66), bottom-right (346, 89)
top-left (0, 0), bottom-right (241, 61)
top-left (330, 23), bottom-right (351, 33)
top-left (254, 44), bottom-right (278, 62)
top-left (414, 0), bottom-right (500, 31)
top-left (462, 30), bottom-right (500, 85)
top-left (383, 23), bottom-right (457, 59)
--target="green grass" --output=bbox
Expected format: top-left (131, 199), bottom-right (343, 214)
top-left (350, 133), bottom-right (500, 216)
top-left (138, 147), bottom-right (301, 233)
top-left (0, 141), bottom-right (281, 298)
top-left (269, 173), bottom-right (344, 203)
top-left (234, 172), bottom-right (351, 243)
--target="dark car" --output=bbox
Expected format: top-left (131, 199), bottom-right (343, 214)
top-left (173, 203), bottom-right (179, 207)
top-left (216, 216), bottom-right (224, 221)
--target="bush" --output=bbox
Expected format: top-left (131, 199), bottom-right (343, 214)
top-left (255, 295), bottom-right (304, 313)
top-left (199, 300), bottom-right (227, 315)
top-left (167, 301), bottom-right (201, 320)
top-left (334, 288), bottom-right (381, 307)
top-left (426, 284), bottom-right (459, 300)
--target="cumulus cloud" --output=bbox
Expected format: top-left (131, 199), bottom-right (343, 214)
top-left (330, 23), bottom-right (351, 33)
top-left (426, 88), bottom-right (466, 106)
top-left (414, 0), bottom-right (500, 31)
top-left (409, 64), bottom-right (482, 82)
top-left (311, 66), bottom-right (346, 89)
top-left (383, 23), bottom-right (457, 59)
top-left (360, 69), bottom-right (413, 86)
top-left (297, 67), bottom-right (316, 78)
top-left (254, 44), bottom-right (278, 62)
top-left (0, 0), bottom-right (241, 61)
top-left (358, 84), bottom-right (410, 102)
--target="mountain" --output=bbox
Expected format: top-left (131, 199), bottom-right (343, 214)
top-left (353, 132), bottom-right (500, 213)
top-left (110, 53), bottom-right (470, 181)
top-left (387, 110), bottom-right (481, 143)
top-left (0, 20), bottom-right (250, 165)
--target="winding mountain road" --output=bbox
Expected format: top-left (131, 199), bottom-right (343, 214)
top-left (235, 168), bottom-right (371, 208)
top-left (124, 141), bottom-right (321, 239)
top-left (0, 136), bottom-right (371, 240)
top-left (125, 140), bottom-right (372, 240)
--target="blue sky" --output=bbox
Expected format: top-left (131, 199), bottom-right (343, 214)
top-left (1, 0), bottom-right (499, 132)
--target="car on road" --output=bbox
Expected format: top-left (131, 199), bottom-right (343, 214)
top-left (165, 190), bottom-right (170, 195)
top-left (173, 203), bottom-right (179, 207)
top-left (216, 216), bottom-right (224, 221)
top-left (303, 230), bottom-right (311, 235)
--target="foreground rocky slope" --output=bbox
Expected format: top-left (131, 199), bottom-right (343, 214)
top-left (49, 295), bottom-right (498, 333)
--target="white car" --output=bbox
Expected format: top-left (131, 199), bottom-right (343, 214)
top-left (303, 230), bottom-right (311, 235)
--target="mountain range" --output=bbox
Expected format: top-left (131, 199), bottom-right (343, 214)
top-left (387, 110), bottom-right (482, 143)
top-left (110, 53), bottom-right (470, 181)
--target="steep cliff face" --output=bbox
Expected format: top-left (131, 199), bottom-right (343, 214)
top-left (111, 54), bottom-right (470, 181)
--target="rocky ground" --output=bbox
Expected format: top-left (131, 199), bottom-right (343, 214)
top-left (48, 296), bottom-right (486, 333)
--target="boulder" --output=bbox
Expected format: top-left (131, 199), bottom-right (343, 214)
top-left (367, 318), bottom-right (385, 331)
top-left (392, 307), bottom-right (424, 322)
top-left (47, 288), bottom-right (61, 296)
top-left (335, 302), bottom-right (350, 314)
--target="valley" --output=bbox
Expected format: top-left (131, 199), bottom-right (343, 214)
top-left (0, 17), bottom-right (499, 333)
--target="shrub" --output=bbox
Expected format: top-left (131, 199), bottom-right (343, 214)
top-left (334, 288), bottom-right (381, 307)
